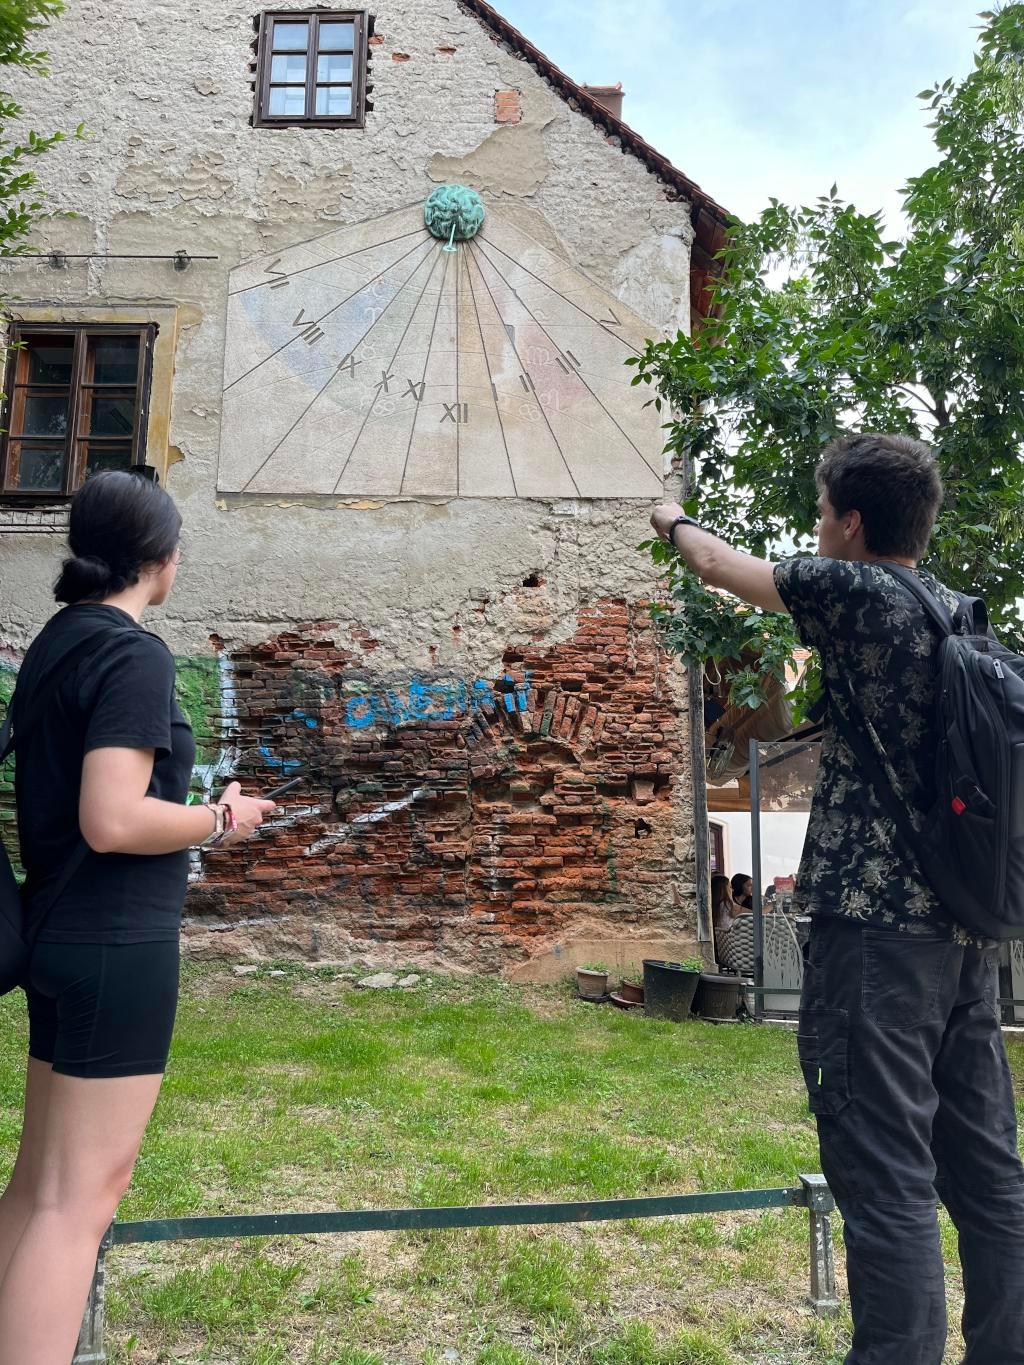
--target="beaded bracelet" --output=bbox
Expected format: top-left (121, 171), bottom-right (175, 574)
top-left (197, 802), bottom-right (227, 849)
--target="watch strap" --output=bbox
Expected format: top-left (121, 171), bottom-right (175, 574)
top-left (667, 514), bottom-right (701, 546)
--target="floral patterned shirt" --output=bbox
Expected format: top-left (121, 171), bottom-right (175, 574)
top-left (773, 556), bottom-right (979, 943)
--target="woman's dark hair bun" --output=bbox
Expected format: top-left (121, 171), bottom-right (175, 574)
top-left (55, 554), bottom-right (116, 604)
top-left (54, 470), bottom-right (182, 605)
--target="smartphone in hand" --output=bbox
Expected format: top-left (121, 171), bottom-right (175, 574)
top-left (263, 776), bottom-right (305, 802)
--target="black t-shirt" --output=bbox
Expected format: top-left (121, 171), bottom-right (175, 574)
top-left (773, 556), bottom-right (980, 945)
top-left (13, 603), bottom-right (195, 944)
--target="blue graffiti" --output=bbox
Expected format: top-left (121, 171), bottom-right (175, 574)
top-left (344, 674), bottom-right (531, 731)
top-left (259, 746), bottom-right (303, 772)
top-left (257, 710), bottom-right (317, 770)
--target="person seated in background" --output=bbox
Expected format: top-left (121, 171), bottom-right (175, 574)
top-left (712, 874), bottom-right (749, 961)
top-left (712, 874), bottom-right (745, 931)
top-left (730, 872), bottom-right (753, 909)
top-left (774, 875), bottom-right (797, 913)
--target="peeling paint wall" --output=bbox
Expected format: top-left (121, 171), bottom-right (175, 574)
top-left (0, 0), bottom-right (699, 974)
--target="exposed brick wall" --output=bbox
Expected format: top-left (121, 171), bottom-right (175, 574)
top-left (494, 89), bottom-right (522, 124)
top-left (187, 600), bottom-right (691, 969)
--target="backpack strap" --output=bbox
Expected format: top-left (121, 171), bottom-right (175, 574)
top-left (0, 627), bottom-right (139, 944)
top-left (880, 563), bottom-right (988, 638)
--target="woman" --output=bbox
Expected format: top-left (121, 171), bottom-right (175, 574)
top-left (712, 874), bottom-right (743, 936)
top-left (0, 471), bottom-right (275, 1364)
top-left (730, 872), bottom-right (753, 910)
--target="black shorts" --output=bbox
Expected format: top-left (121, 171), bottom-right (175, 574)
top-left (26, 940), bottom-right (180, 1079)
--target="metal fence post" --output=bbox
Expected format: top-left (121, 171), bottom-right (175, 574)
top-left (800, 1174), bottom-right (840, 1316)
top-left (73, 1225), bottom-right (113, 1365)
top-left (749, 739), bottom-right (765, 1020)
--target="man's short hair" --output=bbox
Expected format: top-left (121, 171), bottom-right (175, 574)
top-left (816, 433), bottom-right (944, 560)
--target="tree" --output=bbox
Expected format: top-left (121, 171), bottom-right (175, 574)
top-left (0, 0), bottom-right (80, 255)
top-left (635, 4), bottom-right (1024, 708)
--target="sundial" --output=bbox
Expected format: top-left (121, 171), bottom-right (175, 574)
top-left (218, 187), bottom-right (666, 499)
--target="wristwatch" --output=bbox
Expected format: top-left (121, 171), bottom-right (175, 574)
top-left (666, 514), bottom-right (702, 548)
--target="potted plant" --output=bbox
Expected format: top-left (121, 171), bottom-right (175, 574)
top-left (643, 956), bottom-right (705, 1020)
top-left (618, 966), bottom-right (644, 1005)
top-left (693, 970), bottom-right (744, 1021)
top-left (575, 963), bottom-right (609, 999)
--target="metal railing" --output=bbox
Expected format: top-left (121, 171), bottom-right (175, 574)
top-left (74, 1174), bottom-right (839, 1363)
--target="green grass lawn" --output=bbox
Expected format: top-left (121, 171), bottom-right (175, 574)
top-left (0, 965), bottom-right (1018, 1364)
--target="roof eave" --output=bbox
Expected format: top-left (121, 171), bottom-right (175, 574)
top-left (455, 0), bottom-right (732, 324)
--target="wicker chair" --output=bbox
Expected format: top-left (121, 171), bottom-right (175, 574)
top-left (717, 913), bottom-right (804, 1016)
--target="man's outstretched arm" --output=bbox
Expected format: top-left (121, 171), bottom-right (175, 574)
top-left (650, 502), bottom-right (789, 614)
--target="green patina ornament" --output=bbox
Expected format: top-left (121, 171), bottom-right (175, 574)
top-left (424, 184), bottom-right (486, 252)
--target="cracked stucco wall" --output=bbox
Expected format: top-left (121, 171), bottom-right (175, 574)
top-left (0, 0), bottom-right (700, 969)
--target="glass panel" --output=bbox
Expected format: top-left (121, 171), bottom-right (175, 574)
top-left (271, 53), bottom-right (307, 82)
top-left (317, 52), bottom-right (352, 82)
top-left (84, 444), bottom-right (133, 477)
top-left (21, 394), bottom-right (69, 437)
top-left (12, 445), bottom-right (65, 491)
top-left (85, 394), bottom-right (136, 437)
top-left (26, 337), bottom-right (74, 385)
top-left (273, 20), bottom-right (309, 50)
top-left (318, 21), bottom-right (355, 49)
top-left (269, 86), bottom-right (308, 117)
top-left (315, 85), bottom-right (352, 117)
top-left (90, 336), bottom-right (140, 385)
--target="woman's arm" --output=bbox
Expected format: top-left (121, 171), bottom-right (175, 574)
top-left (80, 748), bottom-right (273, 855)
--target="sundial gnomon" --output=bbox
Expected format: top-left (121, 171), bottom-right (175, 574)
top-left (219, 200), bottom-right (665, 499)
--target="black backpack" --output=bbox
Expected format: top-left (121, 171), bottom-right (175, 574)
top-left (833, 564), bottom-right (1024, 942)
top-left (0, 628), bottom-right (134, 994)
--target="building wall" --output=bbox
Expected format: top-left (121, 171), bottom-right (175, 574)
top-left (0, 0), bottom-right (700, 974)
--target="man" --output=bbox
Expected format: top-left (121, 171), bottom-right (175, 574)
top-left (652, 433), bottom-right (1024, 1365)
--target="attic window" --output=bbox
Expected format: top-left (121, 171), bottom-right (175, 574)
top-left (254, 10), bottom-right (369, 128)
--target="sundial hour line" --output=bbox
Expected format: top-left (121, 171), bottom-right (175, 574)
top-left (474, 235), bottom-right (641, 356)
top-left (242, 243), bottom-right (442, 493)
top-left (333, 245), bottom-right (447, 494)
top-left (463, 232), bottom-right (518, 497)
top-left (455, 238), bottom-right (461, 496)
top-left (398, 249), bottom-right (452, 496)
top-left (226, 234), bottom-right (435, 395)
top-left (465, 242), bottom-right (581, 499)
top-left (471, 239), bottom-right (661, 484)
top-left (228, 227), bottom-right (430, 297)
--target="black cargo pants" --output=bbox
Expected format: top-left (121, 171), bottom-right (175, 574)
top-left (798, 916), bottom-right (1024, 1364)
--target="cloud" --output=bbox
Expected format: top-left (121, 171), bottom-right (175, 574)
top-left (497, 0), bottom-right (985, 226)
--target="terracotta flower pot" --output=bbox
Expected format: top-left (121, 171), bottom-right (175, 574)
top-left (619, 980), bottom-right (644, 1005)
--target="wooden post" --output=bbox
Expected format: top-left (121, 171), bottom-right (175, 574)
top-left (688, 663), bottom-right (713, 947)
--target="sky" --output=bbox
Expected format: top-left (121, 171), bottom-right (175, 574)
top-left (495, 0), bottom-right (988, 227)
